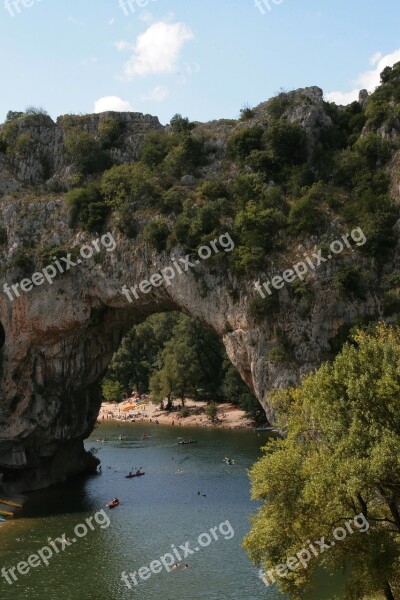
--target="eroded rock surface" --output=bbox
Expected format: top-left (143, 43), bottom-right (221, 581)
top-left (0, 98), bottom-right (398, 491)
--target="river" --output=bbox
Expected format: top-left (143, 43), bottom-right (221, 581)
top-left (0, 423), bottom-right (346, 600)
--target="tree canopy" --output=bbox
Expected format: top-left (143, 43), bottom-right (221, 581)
top-left (244, 324), bottom-right (400, 600)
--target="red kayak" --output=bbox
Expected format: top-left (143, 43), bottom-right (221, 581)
top-left (107, 499), bottom-right (120, 509)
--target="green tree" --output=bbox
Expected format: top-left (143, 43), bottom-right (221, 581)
top-left (157, 338), bottom-right (199, 406)
top-left (172, 316), bottom-right (225, 401)
top-left (231, 245), bottom-right (265, 274)
top-left (265, 121), bottom-right (308, 165)
top-left (140, 130), bottom-right (174, 168)
top-left (353, 134), bottom-right (393, 168)
top-left (65, 130), bottom-right (109, 174)
top-left (102, 380), bottom-right (125, 402)
top-left (65, 184), bottom-right (109, 232)
top-left (5, 111), bottom-right (24, 122)
top-left (227, 126), bottom-right (264, 161)
top-left (287, 182), bottom-right (327, 235)
top-left (148, 315), bottom-right (224, 407)
top-left (170, 114), bottom-right (194, 134)
top-left (234, 201), bottom-right (286, 251)
top-left (142, 220), bottom-right (170, 252)
top-left (149, 371), bottom-right (167, 409)
top-left (24, 105), bottom-right (48, 117)
top-left (98, 115), bottom-right (123, 148)
top-left (239, 105), bottom-right (256, 121)
top-left (101, 162), bottom-right (157, 236)
top-left (244, 323), bottom-right (400, 600)
top-left (105, 313), bottom-right (179, 395)
top-left (220, 361), bottom-right (265, 423)
top-left (205, 402), bottom-right (218, 422)
top-left (163, 136), bottom-right (204, 178)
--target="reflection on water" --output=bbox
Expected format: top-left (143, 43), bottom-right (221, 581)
top-left (0, 423), bottom-right (344, 600)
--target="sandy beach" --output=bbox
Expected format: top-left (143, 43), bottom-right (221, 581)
top-left (97, 397), bottom-right (255, 430)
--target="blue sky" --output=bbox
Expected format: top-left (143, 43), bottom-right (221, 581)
top-left (0, 0), bottom-right (399, 124)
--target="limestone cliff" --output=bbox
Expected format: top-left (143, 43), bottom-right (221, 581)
top-left (0, 87), bottom-right (399, 491)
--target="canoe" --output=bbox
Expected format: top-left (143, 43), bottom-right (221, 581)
top-left (122, 402), bottom-right (149, 412)
top-left (254, 427), bottom-right (275, 432)
top-left (0, 510), bottom-right (13, 518)
top-left (0, 499), bottom-right (22, 508)
top-left (125, 472), bottom-right (145, 479)
top-left (178, 441), bottom-right (198, 445)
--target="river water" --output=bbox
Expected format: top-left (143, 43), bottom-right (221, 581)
top-left (0, 423), bottom-right (345, 600)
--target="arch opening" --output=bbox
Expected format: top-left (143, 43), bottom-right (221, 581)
top-left (100, 311), bottom-right (267, 425)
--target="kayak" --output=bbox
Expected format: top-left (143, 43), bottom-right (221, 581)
top-left (122, 402), bottom-right (149, 412)
top-left (125, 472), bottom-right (145, 478)
top-left (0, 499), bottom-right (22, 508)
top-left (178, 441), bottom-right (198, 445)
top-left (254, 427), bottom-right (275, 432)
top-left (0, 510), bottom-right (13, 518)
top-left (0, 517), bottom-right (7, 523)
top-left (107, 500), bottom-right (120, 509)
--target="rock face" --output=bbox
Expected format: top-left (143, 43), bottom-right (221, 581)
top-left (0, 111), bottom-right (162, 194)
top-left (0, 101), bottom-right (398, 492)
top-left (0, 197), bottom-right (395, 492)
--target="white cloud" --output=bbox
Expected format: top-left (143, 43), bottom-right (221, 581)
top-left (142, 85), bottom-right (169, 102)
top-left (326, 48), bottom-right (400, 105)
top-left (355, 49), bottom-right (400, 89)
top-left (140, 10), bottom-right (154, 23)
top-left (81, 57), bottom-right (98, 67)
top-left (369, 51), bottom-right (382, 66)
top-left (115, 40), bottom-right (134, 52)
top-left (325, 89), bottom-right (361, 105)
top-left (117, 20), bottom-right (194, 79)
top-left (68, 16), bottom-right (84, 27)
top-left (108, 17), bottom-right (115, 26)
top-left (93, 96), bottom-right (133, 113)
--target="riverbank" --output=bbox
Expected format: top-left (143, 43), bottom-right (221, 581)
top-left (97, 398), bottom-right (255, 430)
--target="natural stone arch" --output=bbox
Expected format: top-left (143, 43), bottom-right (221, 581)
top-left (0, 225), bottom-right (261, 491)
top-left (0, 198), bottom-right (378, 491)
top-left (0, 290), bottom-right (256, 492)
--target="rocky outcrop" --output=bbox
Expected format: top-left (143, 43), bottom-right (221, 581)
top-left (0, 111), bottom-right (162, 194)
top-left (0, 99), bottom-right (398, 492)
top-left (0, 195), bottom-right (396, 491)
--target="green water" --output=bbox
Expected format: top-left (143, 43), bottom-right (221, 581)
top-left (0, 423), bottom-right (344, 600)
